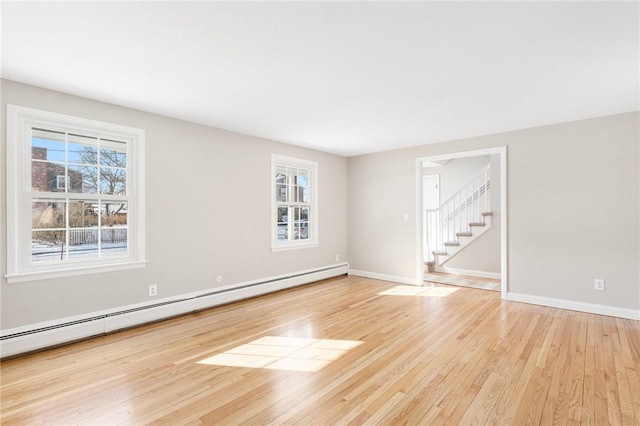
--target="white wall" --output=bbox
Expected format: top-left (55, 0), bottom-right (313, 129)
top-left (348, 112), bottom-right (640, 312)
top-left (0, 79), bottom-right (349, 329)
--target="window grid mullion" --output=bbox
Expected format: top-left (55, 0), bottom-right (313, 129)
top-left (64, 197), bottom-right (70, 261)
top-left (97, 137), bottom-right (102, 196)
top-left (64, 131), bottom-right (69, 195)
top-left (97, 137), bottom-right (102, 258)
top-left (63, 132), bottom-right (70, 260)
top-left (28, 192), bottom-right (129, 202)
top-left (98, 200), bottom-right (102, 257)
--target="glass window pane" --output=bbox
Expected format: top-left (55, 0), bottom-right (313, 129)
top-left (31, 161), bottom-right (66, 192)
top-left (32, 200), bottom-right (66, 229)
top-left (101, 202), bottom-right (128, 257)
top-left (68, 200), bottom-right (99, 260)
top-left (67, 133), bottom-right (98, 165)
top-left (276, 167), bottom-right (287, 184)
top-left (292, 207), bottom-right (309, 241)
top-left (32, 230), bottom-right (66, 263)
top-left (32, 129), bottom-right (65, 162)
top-left (292, 207), bottom-right (300, 241)
top-left (100, 167), bottom-right (127, 195)
top-left (298, 170), bottom-right (309, 189)
top-left (299, 169), bottom-right (310, 203)
top-left (69, 164), bottom-right (98, 194)
top-left (69, 200), bottom-right (99, 229)
top-left (294, 221), bottom-right (308, 240)
top-left (276, 184), bottom-right (287, 202)
top-left (101, 202), bottom-right (127, 225)
top-left (277, 224), bottom-right (288, 240)
top-left (300, 207), bottom-right (309, 240)
top-left (277, 206), bottom-right (288, 224)
top-left (277, 206), bottom-right (288, 240)
top-left (98, 202), bottom-right (128, 258)
top-left (100, 139), bottom-right (127, 168)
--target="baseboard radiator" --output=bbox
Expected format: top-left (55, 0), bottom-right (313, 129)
top-left (0, 263), bottom-right (349, 358)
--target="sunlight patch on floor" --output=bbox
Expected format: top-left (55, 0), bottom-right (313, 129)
top-left (378, 285), bottom-right (459, 297)
top-left (197, 336), bottom-right (364, 372)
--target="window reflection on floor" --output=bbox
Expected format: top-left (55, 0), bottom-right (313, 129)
top-left (197, 336), bottom-right (364, 372)
top-left (378, 285), bottom-right (459, 297)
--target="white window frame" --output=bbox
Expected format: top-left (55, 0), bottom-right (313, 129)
top-left (271, 154), bottom-right (318, 251)
top-left (6, 105), bottom-right (146, 283)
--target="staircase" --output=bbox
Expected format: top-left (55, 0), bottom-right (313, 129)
top-left (424, 165), bottom-right (492, 272)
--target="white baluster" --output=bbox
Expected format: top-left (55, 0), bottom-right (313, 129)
top-left (486, 168), bottom-right (490, 213)
top-left (465, 184), bottom-right (469, 231)
top-left (454, 194), bottom-right (458, 241)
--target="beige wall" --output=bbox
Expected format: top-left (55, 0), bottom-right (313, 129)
top-left (422, 155), bottom-right (490, 201)
top-left (2, 79), bottom-right (638, 330)
top-left (349, 112), bottom-right (640, 310)
top-left (0, 79), bottom-right (348, 329)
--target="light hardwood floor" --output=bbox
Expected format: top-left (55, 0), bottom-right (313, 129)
top-left (1, 275), bottom-right (639, 425)
top-left (424, 272), bottom-right (501, 292)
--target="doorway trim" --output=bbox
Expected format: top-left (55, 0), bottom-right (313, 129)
top-left (415, 146), bottom-right (508, 299)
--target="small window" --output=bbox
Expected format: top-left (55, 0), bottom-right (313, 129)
top-left (271, 155), bottom-right (318, 251)
top-left (6, 105), bottom-right (146, 282)
top-left (56, 175), bottom-right (69, 190)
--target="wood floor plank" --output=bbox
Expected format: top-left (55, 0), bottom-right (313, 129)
top-left (1, 275), bottom-right (638, 425)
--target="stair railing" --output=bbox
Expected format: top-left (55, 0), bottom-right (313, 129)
top-left (424, 164), bottom-right (491, 262)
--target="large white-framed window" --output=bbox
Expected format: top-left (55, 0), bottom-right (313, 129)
top-left (6, 105), bottom-right (146, 283)
top-left (271, 154), bottom-right (318, 251)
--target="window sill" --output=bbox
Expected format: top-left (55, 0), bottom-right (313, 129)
top-left (271, 242), bottom-right (319, 252)
top-left (5, 260), bottom-right (148, 283)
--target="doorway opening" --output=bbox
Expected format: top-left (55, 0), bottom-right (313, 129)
top-left (415, 147), bottom-right (507, 299)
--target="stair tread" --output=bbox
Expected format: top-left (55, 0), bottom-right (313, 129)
top-left (481, 212), bottom-right (493, 216)
top-left (456, 232), bottom-right (473, 237)
top-left (469, 222), bottom-right (485, 226)
top-left (432, 250), bottom-right (448, 255)
top-left (444, 241), bottom-right (459, 246)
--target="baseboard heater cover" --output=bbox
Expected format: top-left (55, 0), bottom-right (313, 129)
top-left (1, 263), bottom-right (349, 358)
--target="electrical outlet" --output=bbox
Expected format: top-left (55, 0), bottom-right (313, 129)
top-left (149, 284), bottom-right (158, 297)
top-left (336, 254), bottom-right (340, 262)
top-left (216, 275), bottom-right (223, 283)
top-left (594, 279), bottom-right (605, 291)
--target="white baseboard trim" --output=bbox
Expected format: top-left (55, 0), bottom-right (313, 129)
top-left (0, 263), bottom-right (349, 358)
top-left (348, 269), bottom-right (422, 286)
top-left (507, 292), bottom-right (640, 320)
top-left (434, 266), bottom-right (501, 280)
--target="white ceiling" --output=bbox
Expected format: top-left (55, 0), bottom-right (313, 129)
top-left (2, 2), bottom-right (638, 157)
